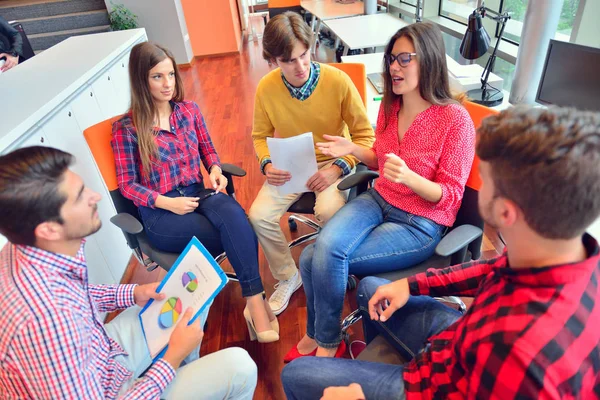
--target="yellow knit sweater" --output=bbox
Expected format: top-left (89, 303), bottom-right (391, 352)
top-left (252, 63), bottom-right (374, 169)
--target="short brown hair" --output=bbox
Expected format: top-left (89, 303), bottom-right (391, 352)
top-left (262, 11), bottom-right (313, 62)
top-left (0, 146), bottom-right (74, 246)
top-left (477, 106), bottom-right (600, 239)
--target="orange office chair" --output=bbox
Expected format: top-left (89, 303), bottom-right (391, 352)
top-left (340, 101), bottom-right (500, 364)
top-left (286, 63), bottom-right (374, 249)
top-left (83, 117), bottom-right (246, 274)
top-left (268, 0), bottom-right (303, 18)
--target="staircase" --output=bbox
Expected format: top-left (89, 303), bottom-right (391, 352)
top-left (0, 0), bottom-right (111, 53)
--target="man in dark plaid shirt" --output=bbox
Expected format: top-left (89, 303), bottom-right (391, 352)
top-left (282, 106), bottom-right (600, 400)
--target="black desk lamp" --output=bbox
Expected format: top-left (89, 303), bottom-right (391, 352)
top-left (459, 5), bottom-right (510, 107)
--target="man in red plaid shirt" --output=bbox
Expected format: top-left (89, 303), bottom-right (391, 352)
top-left (282, 106), bottom-right (600, 400)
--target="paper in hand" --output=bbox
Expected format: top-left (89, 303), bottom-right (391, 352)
top-left (267, 132), bottom-right (318, 195)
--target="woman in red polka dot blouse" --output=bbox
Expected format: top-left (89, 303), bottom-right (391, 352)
top-left (284, 22), bottom-right (477, 361)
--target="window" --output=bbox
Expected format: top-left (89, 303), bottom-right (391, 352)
top-left (501, 0), bottom-right (580, 44)
top-left (440, 0), bottom-right (479, 25)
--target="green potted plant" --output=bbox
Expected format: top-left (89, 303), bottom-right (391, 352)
top-left (109, 3), bottom-right (138, 31)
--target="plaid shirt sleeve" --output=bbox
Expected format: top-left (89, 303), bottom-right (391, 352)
top-left (88, 284), bottom-right (136, 313)
top-left (10, 308), bottom-right (175, 399)
top-left (407, 257), bottom-right (498, 297)
top-left (111, 119), bottom-right (161, 208)
top-left (190, 102), bottom-right (221, 173)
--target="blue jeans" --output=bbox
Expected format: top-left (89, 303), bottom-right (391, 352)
top-left (138, 183), bottom-right (263, 297)
top-left (299, 189), bottom-right (444, 347)
top-left (281, 277), bottom-right (461, 400)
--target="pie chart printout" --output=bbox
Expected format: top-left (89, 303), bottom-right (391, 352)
top-left (158, 297), bottom-right (182, 329)
top-left (182, 271), bottom-right (198, 293)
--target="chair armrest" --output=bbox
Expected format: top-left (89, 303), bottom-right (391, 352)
top-left (110, 213), bottom-right (144, 251)
top-left (110, 213), bottom-right (143, 234)
top-left (221, 163), bottom-right (246, 197)
top-left (435, 224), bottom-right (483, 257)
top-left (337, 170), bottom-right (380, 191)
top-left (221, 163), bottom-right (246, 177)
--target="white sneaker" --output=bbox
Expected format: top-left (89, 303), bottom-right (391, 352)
top-left (268, 270), bottom-right (303, 315)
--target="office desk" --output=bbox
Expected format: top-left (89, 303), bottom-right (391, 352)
top-left (325, 13), bottom-right (408, 56)
top-left (301, 0), bottom-right (364, 52)
top-left (342, 52), bottom-right (511, 126)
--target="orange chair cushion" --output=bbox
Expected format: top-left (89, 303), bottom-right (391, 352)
top-left (83, 116), bottom-right (123, 192)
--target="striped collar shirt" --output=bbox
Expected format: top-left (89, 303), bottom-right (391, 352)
top-left (0, 241), bottom-right (175, 399)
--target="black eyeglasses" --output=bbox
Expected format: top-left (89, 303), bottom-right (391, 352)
top-left (384, 52), bottom-right (417, 67)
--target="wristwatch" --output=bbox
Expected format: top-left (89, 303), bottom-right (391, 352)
top-left (8, 50), bottom-right (18, 57)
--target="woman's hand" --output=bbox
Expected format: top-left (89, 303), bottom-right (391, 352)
top-left (264, 164), bottom-right (292, 186)
top-left (382, 153), bottom-right (415, 186)
top-left (156, 196), bottom-right (200, 215)
top-left (209, 165), bottom-right (228, 192)
top-left (316, 135), bottom-right (356, 158)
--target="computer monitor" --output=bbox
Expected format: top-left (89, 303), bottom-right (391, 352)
top-left (535, 40), bottom-right (600, 111)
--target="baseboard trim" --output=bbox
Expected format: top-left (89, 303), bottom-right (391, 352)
top-left (178, 56), bottom-right (197, 68)
top-left (196, 50), bottom-right (240, 59)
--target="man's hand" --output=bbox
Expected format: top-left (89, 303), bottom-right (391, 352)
top-left (0, 53), bottom-right (18, 72)
top-left (133, 282), bottom-right (165, 307)
top-left (264, 163), bottom-right (291, 187)
top-left (368, 278), bottom-right (410, 322)
top-left (321, 383), bottom-right (366, 400)
top-left (167, 196), bottom-right (200, 215)
top-left (306, 165), bottom-right (342, 193)
top-left (209, 166), bottom-right (228, 192)
top-left (163, 308), bottom-right (205, 369)
top-left (383, 153), bottom-right (415, 187)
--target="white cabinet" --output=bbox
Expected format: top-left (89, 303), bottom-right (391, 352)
top-left (0, 29), bottom-right (147, 284)
top-left (38, 107), bottom-right (132, 283)
top-left (110, 55), bottom-right (131, 114)
top-left (92, 69), bottom-right (129, 120)
top-left (71, 86), bottom-right (106, 131)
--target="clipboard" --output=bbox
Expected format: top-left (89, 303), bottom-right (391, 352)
top-left (138, 237), bottom-right (228, 360)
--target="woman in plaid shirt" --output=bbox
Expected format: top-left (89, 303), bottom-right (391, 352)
top-left (112, 42), bottom-right (278, 343)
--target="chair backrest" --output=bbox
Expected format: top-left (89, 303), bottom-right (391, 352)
top-left (329, 63), bottom-right (367, 107)
top-left (268, 0), bottom-right (301, 7)
top-left (83, 116), bottom-right (140, 221)
top-left (462, 100), bottom-right (499, 192)
top-left (453, 101), bottom-right (499, 259)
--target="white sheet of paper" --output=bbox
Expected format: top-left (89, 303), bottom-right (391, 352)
top-left (267, 132), bottom-right (318, 195)
top-left (140, 244), bottom-right (224, 358)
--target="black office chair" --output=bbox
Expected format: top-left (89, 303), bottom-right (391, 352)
top-left (8, 21), bottom-right (35, 62)
top-left (287, 163), bottom-right (378, 249)
top-left (83, 117), bottom-right (244, 277)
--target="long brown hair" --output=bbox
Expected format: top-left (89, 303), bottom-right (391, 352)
top-left (382, 22), bottom-right (460, 126)
top-left (128, 42), bottom-right (184, 176)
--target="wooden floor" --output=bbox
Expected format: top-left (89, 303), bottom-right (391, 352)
top-left (116, 21), bottom-right (505, 400)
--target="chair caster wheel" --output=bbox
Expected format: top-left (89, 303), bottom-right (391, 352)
top-left (347, 275), bottom-right (358, 290)
top-left (288, 219), bottom-right (298, 231)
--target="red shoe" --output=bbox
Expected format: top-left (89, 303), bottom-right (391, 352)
top-left (283, 343), bottom-right (318, 363)
top-left (334, 340), bottom-right (347, 358)
top-left (349, 340), bottom-right (366, 359)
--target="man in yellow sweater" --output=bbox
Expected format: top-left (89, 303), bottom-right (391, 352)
top-left (249, 12), bottom-right (374, 315)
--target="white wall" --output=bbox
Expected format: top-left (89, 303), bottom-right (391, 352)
top-left (589, 218), bottom-right (600, 241)
top-left (104, 0), bottom-right (193, 64)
